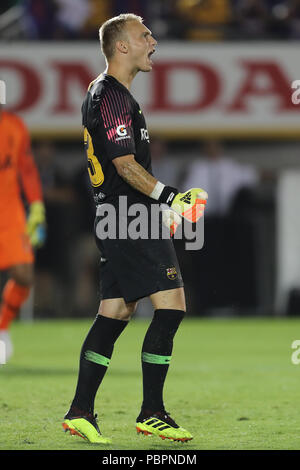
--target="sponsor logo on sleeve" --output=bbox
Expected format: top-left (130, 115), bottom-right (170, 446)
top-left (140, 128), bottom-right (150, 143)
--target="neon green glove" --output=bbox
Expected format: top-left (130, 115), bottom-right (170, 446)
top-left (26, 201), bottom-right (46, 248)
top-left (171, 188), bottom-right (208, 223)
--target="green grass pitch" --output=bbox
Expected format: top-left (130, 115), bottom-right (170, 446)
top-left (0, 317), bottom-right (300, 450)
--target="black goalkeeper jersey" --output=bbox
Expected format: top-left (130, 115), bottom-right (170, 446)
top-left (81, 73), bottom-right (153, 206)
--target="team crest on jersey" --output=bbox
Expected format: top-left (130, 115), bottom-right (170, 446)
top-left (166, 267), bottom-right (177, 280)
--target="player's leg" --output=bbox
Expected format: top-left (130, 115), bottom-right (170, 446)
top-left (0, 263), bottom-right (33, 360)
top-left (136, 286), bottom-right (193, 441)
top-left (142, 287), bottom-right (186, 413)
top-left (150, 285), bottom-right (186, 311)
top-left (0, 225), bottom-right (34, 358)
top-left (143, 287), bottom-right (186, 413)
top-left (0, 263), bottom-right (33, 330)
top-left (63, 297), bottom-right (137, 443)
top-left (98, 297), bottom-right (136, 320)
top-left (70, 298), bottom-right (137, 413)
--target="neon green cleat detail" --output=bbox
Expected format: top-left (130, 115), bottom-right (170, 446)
top-left (136, 411), bottom-right (193, 442)
top-left (62, 414), bottom-right (111, 444)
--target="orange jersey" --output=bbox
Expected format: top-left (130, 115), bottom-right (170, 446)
top-left (0, 228), bottom-right (33, 269)
top-left (0, 111), bottom-right (42, 231)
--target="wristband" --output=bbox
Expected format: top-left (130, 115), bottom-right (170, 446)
top-left (150, 181), bottom-right (179, 206)
top-left (149, 181), bottom-right (165, 200)
top-left (159, 186), bottom-right (178, 206)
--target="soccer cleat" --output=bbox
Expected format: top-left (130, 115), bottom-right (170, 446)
top-left (136, 410), bottom-right (193, 442)
top-left (62, 407), bottom-right (111, 444)
top-left (0, 330), bottom-right (13, 362)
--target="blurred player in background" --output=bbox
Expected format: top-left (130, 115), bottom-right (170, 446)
top-left (0, 105), bottom-right (46, 361)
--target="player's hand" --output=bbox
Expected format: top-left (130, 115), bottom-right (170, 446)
top-left (26, 201), bottom-right (46, 248)
top-left (170, 188), bottom-right (208, 223)
top-left (162, 209), bottom-right (182, 236)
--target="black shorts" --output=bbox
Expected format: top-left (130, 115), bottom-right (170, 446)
top-left (94, 207), bottom-right (184, 303)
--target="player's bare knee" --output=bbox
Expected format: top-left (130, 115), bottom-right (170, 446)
top-left (99, 310), bottom-right (132, 321)
top-left (120, 311), bottom-right (132, 321)
top-left (98, 298), bottom-right (134, 321)
top-left (112, 302), bottom-right (137, 320)
top-left (126, 301), bottom-right (138, 316)
top-left (150, 288), bottom-right (186, 312)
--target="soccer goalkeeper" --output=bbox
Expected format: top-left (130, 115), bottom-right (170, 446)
top-left (63, 13), bottom-right (207, 444)
top-left (0, 106), bottom-right (46, 361)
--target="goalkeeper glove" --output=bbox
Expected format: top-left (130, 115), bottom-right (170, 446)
top-left (170, 188), bottom-right (207, 223)
top-left (151, 182), bottom-right (208, 224)
top-left (26, 201), bottom-right (46, 248)
top-left (162, 209), bottom-right (182, 236)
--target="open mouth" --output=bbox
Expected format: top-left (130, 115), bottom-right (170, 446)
top-left (148, 50), bottom-right (155, 62)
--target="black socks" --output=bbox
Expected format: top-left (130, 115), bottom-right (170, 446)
top-left (71, 315), bottom-right (128, 414)
top-left (140, 309), bottom-right (185, 413)
top-left (69, 308), bottom-right (185, 418)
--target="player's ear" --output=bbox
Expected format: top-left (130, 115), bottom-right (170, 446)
top-left (116, 40), bottom-right (128, 54)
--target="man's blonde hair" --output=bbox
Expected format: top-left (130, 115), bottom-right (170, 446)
top-left (99, 13), bottom-right (143, 61)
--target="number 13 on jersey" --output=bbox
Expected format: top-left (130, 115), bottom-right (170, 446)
top-left (84, 127), bottom-right (104, 187)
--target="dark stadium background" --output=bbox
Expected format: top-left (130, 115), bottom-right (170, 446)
top-left (1, 0), bottom-right (300, 321)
